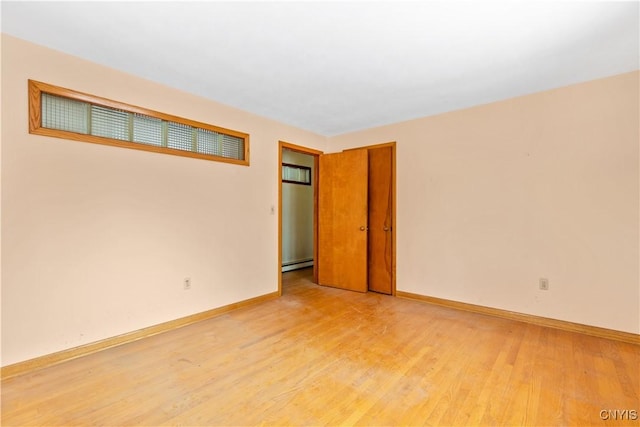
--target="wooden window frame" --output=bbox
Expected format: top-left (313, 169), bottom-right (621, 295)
top-left (28, 80), bottom-right (250, 166)
top-left (282, 162), bottom-right (312, 185)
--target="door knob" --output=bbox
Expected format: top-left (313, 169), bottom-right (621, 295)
top-left (383, 226), bottom-right (390, 232)
top-left (359, 226), bottom-right (367, 231)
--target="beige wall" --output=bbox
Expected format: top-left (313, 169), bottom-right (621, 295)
top-left (281, 150), bottom-right (314, 269)
top-left (0, 35), bottom-right (327, 366)
top-left (2, 34), bottom-right (638, 367)
top-left (329, 71), bottom-right (640, 334)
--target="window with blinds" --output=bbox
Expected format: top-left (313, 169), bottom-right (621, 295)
top-left (29, 80), bottom-right (249, 165)
top-left (282, 163), bottom-right (312, 185)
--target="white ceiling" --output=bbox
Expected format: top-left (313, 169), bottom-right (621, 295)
top-left (2, 1), bottom-right (639, 136)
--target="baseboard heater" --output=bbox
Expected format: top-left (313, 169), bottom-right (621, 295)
top-left (281, 259), bottom-right (314, 272)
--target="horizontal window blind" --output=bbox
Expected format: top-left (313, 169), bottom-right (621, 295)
top-left (91, 105), bottom-right (129, 141)
top-left (133, 114), bottom-right (163, 146)
top-left (197, 128), bottom-right (221, 156)
top-left (30, 80), bottom-right (249, 165)
top-left (42, 93), bottom-right (88, 134)
top-left (167, 121), bottom-right (194, 151)
top-left (282, 163), bottom-right (311, 185)
top-left (222, 134), bottom-right (245, 160)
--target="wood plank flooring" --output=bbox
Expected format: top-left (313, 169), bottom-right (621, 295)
top-left (2, 268), bottom-right (639, 426)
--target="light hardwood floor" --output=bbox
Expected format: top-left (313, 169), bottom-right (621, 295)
top-left (2, 268), bottom-right (639, 426)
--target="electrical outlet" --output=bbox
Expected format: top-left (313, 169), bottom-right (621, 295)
top-left (539, 278), bottom-right (549, 291)
top-left (184, 278), bottom-right (191, 290)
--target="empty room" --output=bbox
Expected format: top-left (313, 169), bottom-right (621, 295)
top-left (1, 1), bottom-right (638, 426)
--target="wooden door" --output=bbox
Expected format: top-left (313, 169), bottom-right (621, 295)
top-left (318, 149), bottom-right (369, 292)
top-left (368, 146), bottom-right (393, 294)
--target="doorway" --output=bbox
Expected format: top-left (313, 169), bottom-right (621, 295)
top-left (278, 141), bottom-right (396, 296)
top-left (278, 141), bottom-right (322, 296)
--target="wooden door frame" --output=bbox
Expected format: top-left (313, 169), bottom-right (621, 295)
top-left (278, 141), bottom-right (323, 296)
top-left (278, 140), bottom-right (396, 296)
top-left (345, 141), bottom-right (397, 296)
